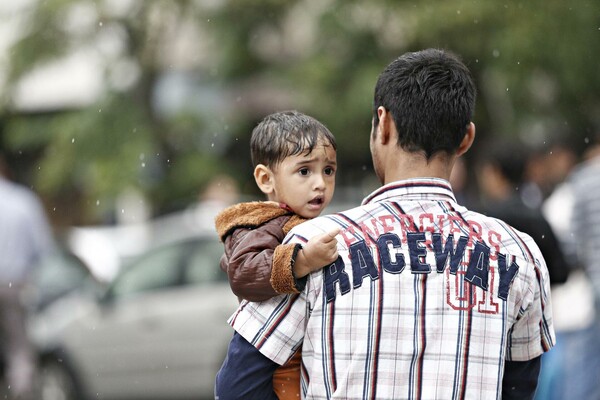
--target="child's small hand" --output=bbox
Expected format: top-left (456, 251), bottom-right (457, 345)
top-left (294, 228), bottom-right (341, 278)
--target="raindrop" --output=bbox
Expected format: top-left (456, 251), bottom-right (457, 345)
top-left (141, 162), bottom-right (146, 168)
top-left (584, 137), bottom-right (590, 144)
top-left (72, 138), bottom-right (75, 143)
top-left (121, 209), bottom-right (125, 214)
top-left (96, 200), bottom-right (100, 206)
top-left (492, 49), bottom-right (500, 58)
top-left (99, 21), bottom-right (103, 27)
top-left (457, 10), bottom-right (461, 14)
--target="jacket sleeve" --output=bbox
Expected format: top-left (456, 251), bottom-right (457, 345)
top-left (271, 243), bottom-right (306, 294)
top-left (224, 216), bottom-right (300, 302)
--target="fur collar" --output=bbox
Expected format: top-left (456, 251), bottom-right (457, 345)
top-left (215, 201), bottom-right (306, 241)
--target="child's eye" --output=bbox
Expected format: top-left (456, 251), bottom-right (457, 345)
top-left (324, 167), bottom-right (335, 176)
top-left (299, 168), bottom-right (310, 176)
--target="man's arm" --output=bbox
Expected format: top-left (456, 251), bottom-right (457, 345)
top-left (502, 356), bottom-right (541, 400)
top-left (215, 332), bottom-right (280, 400)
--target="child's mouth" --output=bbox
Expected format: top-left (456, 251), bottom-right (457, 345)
top-left (309, 197), bottom-right (324, 206)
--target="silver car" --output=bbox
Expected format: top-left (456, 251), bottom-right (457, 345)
top-left (31, 235), bottom-right (239, 400)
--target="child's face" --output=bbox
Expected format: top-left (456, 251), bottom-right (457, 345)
top-left (269, 141), bottom-right (336, 219)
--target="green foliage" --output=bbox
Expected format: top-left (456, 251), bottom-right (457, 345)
top-left (1, 0), bottom-right (599, 224)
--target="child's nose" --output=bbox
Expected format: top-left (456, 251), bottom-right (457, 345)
top-left (313, 174), bottom-right (326, 190)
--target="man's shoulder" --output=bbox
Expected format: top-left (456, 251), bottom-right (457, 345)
top-left (287, 203), bottom-right (373, 238)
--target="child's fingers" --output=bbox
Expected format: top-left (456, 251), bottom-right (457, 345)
top-left (324, 227), bottom-right (341, 240)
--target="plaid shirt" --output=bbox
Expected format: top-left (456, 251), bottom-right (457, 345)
top-left (230, 178), bottom-right (555, 400)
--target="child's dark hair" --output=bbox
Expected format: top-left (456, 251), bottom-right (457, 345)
top-left (373, 48), bottom-right (476, 159)
top-left (250, 110), bottom-right (336, 169)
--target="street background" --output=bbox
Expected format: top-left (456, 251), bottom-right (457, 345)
top-left (1, 1), bottom-right (599, 399)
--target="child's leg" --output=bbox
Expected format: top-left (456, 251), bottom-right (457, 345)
top-left (273, 349), bottom-right (302, 399)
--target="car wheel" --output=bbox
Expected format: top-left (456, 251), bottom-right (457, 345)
top-left (38, 359), bottom-right (81, 400)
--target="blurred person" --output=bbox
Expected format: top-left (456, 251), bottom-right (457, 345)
top-left (477, 140), bottom-right (574, 400)
top-left (0, 152), bottom-right (53, 400)
top-left (534, 140), bottom-right (597, 400)
top-left (214, 110), bottom-right (340, 399)
top-left (216, 49), bottom-right (554, 399)
top-left (521, 140), bottom-right (577, 210)
top-left (475, 139), bottom-right (570, 286)
top-left (558, 137), bottom-right (600, 400)
top-left (192, 174), bottom-right (241, 229)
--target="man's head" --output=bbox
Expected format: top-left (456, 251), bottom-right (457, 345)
top-left (372, 49), bottom-right (476, 160)
top-left (251, 110), bottom-right (337, 218)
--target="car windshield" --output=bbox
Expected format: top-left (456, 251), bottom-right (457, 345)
top-left (107, 237), bottom-right (226, 300)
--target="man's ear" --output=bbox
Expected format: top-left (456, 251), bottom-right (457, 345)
top-left (456, 122), bottom-right (476, 157)
top-left (376, 106), bottom-right (392, 145)
top-left (253, 164), bottom-right (274, 195)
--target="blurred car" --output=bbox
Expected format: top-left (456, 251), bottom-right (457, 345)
top-left (27, 246), bottom-right (102, 312)
top-left (30, 234), bottom-right (239, 400)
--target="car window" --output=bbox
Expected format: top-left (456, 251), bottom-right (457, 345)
top-left (32, 249), bottom-right (93, 308)
top-left (185, 239), bottom-right (228, 284)
top-left (110, 242), bottom-right (185, 299)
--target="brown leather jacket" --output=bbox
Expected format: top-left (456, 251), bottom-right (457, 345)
top-left (215, 202), bottom-right (306, 302)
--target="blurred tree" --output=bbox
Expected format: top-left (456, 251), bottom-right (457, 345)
top-left (1, 0), bottom-right (598, 225)
top-left (1, 0), bottom-right (234, 224)
top-left (207, 0), bottom-right (600, 195)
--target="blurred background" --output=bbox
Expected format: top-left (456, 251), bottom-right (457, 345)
top-left (1, 0), bottom-right (599, 399)
top-left (2, 0), bottom-right (599, 228)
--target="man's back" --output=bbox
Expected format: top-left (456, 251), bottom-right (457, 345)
top-left (230, 178), bottom-right (554, 399)
top-left (217, 49), bottom-right (553, 400)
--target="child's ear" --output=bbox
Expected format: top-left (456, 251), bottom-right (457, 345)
top-left (253, 164), bottom-right (274, 195)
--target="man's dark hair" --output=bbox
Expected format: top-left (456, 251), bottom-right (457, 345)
top-left (373, 48), bottom-right (476, 159)
top-left (250, 110), bottom-right (336, 169)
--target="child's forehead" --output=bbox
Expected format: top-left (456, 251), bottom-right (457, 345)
top-left (295, 139), bottom-right (335, 154)
top-left (286, 141), bottom-right (337, 161)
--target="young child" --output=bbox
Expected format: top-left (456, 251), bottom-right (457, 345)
top-left (215, 110), bottom-right (340, 399)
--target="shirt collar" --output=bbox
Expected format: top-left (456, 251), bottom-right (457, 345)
top-left (361, 178), bottom-right (457, 205)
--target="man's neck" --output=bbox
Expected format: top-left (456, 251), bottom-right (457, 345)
top-left (383, 151), bottom-right (453, 185)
